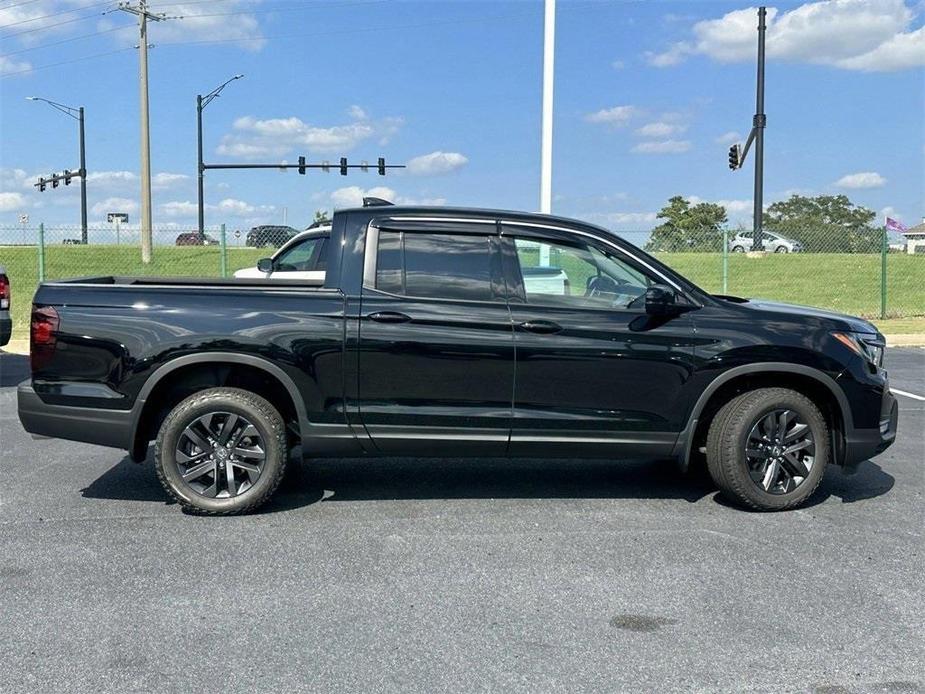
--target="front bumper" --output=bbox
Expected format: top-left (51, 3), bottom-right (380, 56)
top-left (17, 381), bottom-right (133, 450)
top-left (843, 388), bottom-right (898, 466)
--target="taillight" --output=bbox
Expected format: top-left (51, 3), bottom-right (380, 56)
top-left (30, 305), bottom-right (59, 371)
top-left (0, 274), bottom-right (9, 310)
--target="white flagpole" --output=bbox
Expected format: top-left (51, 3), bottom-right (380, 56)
top-left (540, 0), bottom-right (555, 216)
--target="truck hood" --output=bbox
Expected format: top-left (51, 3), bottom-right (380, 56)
top-left (722, 296), bottom-right (879, 334)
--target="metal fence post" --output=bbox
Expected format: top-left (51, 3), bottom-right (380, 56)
top-left (722, 228), bottom-right (729, 294)
top-left (220, 224), bottom-right (228, 278)
top-left (38, 223), bottom-right (46, 283)
top-left (880, 226), bottom-right (887, 319)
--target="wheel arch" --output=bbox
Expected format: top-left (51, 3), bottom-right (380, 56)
top-left (678, 363), bottom-right (853, 471)
top-left (129, 353), bottom-right (308, 462)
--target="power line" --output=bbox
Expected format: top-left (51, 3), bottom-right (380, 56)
top-left (173, 0), bottom-right (383, 21)
top-left (1, 45), bottom-right (134, 76)
top-left (0, 3), bottom-right (115, 39)
top-left (0, 22), bottom-right (133, 58)
top-left (0, 0), bottom-right (112, 31)
top-left (0, 0), bottom-right (46, 11)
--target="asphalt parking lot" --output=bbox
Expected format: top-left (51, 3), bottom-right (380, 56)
top-left (1, 349), bottom-right (922, 693)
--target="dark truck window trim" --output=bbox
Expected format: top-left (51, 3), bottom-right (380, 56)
top-left (363, 222), bottom-right (506, 305)
top-left (372, 230), bottom-right (502, 303)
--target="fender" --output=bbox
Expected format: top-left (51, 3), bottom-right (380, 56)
top-left (129, 352), bottom-right (361, 461)
top-left (674, 362), bottom-right (854, 471)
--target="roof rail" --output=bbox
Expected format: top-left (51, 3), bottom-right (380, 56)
top-left (363, 197), bottom-right (393, 207)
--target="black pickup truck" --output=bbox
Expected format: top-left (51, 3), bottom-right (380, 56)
top-left (18, 205), bottom-right (898, 514)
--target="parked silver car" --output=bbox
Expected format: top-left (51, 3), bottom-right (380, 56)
top-left (729, 230), bottom-right (803, 253)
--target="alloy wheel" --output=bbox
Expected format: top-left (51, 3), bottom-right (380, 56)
top-left (175, 411), bottom-right (266, 498)
top-left (744, 409), bottom-right (815, 495)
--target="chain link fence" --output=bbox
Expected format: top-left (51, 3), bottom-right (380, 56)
top-left (1, 223), bottom-right (922, 342)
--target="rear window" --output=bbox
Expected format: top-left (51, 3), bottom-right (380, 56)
top-left (376, 231), bottom-right (494, 302)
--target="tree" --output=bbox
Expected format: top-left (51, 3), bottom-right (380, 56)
top-left (645, 196), bottom-right (728, 252)
top-left (764, 194), bottom-right (879, 253)
top-left (313, 209), bottom-right (331, 225)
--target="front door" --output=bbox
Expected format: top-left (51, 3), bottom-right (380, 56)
top-left (357, 221), bottom-right (514, 454)
top-left (501, 224), bottom-right (698, 458)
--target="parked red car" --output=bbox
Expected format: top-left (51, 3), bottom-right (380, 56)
top-left (175, 232), bottom-right (218, 246)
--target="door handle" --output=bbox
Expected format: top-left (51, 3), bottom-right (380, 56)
top-left (519, 319), bottom-right (562, 334)
top-left (368, 311), bottom-right (412, 324)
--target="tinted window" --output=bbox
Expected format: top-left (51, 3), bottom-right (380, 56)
top-left (514, 237), bottom-right (653, 309)
top-left (275, 236), bottom-right (324, 271)
top-left (376, 231), bottom-right (494, 301)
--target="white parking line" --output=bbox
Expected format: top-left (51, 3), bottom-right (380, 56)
top-left (892, 388), bottom-right (925, 402)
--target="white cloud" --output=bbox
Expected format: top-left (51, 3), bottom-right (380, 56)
top-left (159, 197), bottom-right (275, 219)
top-left (347, 105), bottom-right (368, 120)
top-left (632, 140), bottom-right (692, 154)
top-left (152, 172), bottom-right (189, 189)
top-left (0, 55), bottom-right (31, 76)
top-left (326, 186), bottom-right (446, 209)
top-left (217, 110), bottom-right (403, 159)
top-left (406, 151), bottom-right (469, 176)
top-left (645, 0), bottom-right (924, 72)
top-left (835, 171), bottom-right (887, 189)
top-left (86, 170), bottom-right (136, 185)
top-left (635, 121), bottom-right (687, 138)
top-left (0, 192), bottom-right (27, 212)
top-left (644, 42), bottom-right (691, 67)
top-left (611, 60), bottom-right (626, 70)
top-left (91, 197), bottom-right (138, 216)
top-left (837, 25), bottom-right (925, 71)
top-left (584, 105), bottom-right (639, 126)
top-left (715, 131), bottom-right (743, 145)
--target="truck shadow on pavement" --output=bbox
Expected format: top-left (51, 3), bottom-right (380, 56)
top-left (80, 453), bottom-right (895, 513)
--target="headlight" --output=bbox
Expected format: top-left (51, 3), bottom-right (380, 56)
top-left (832, 332), bottom-right (884, 367)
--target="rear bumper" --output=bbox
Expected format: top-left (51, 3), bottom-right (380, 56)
top-left (0, 315), bottom-right (10, 347)
top-left (843, 390), bottom-right (898, 466)
top-left (17, 381), bottom-right (133, 450)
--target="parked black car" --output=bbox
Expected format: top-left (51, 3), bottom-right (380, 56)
top-left (18, 206), bottom-right (897, 515)
top-left (0, 267), bottom-right (10, 346)
top-left (245, 225), bottom-right (298, 248)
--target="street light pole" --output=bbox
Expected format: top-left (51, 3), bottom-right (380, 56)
top-left (197, 75), bottom-right (244, 237)
top-left (752, 6), bottom-right (767, 251)
top-left (26, 97), bottom-right (88, 244)
top-left (78, 107), bottom-right (88, 244)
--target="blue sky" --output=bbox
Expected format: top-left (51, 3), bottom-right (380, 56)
top-left (0, 0), bottom-right (923, 233)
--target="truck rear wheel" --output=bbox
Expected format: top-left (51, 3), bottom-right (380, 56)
top-left (154, 387), bottom-right (288, 515)
top-left (706, 387), bottom-right (828, 511)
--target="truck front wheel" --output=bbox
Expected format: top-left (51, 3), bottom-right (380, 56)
top-left (154, 387), bottom-right (288, 514)
top-left (705, 387), bottom-right (828, 511)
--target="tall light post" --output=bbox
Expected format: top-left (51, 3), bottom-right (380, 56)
top-left (539, 0), bottom-right (555, 216)
top-left (197, 74), bottom-right (244, 237)
top-left (27, 97), bottom-right (88, 244)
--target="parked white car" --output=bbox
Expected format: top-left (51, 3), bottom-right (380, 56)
top-left (728, 230), bottom-right (803, 253)
top-left (234, 227), bottom-right (330, 281)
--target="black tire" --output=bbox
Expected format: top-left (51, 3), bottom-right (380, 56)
top-left (731, 245), bottom-right (745, 253)
top-left (706, 387), bottom-right (828, 511)
top-left (154, 387), bottom-right (288, 515)
top-left (775, 245), bottom-right (788, 253)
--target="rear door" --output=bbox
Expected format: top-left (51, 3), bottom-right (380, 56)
top-left (501, 223), bottom-right (698, 458)
top-left (357, 219), bottom-right (514, 454)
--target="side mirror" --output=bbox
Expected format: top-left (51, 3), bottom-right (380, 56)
top-left (645, 284), bottom-right (679, 316)
top-left (256, 258), bottom-right (274, 273)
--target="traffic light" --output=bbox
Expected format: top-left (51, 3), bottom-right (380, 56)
top-left (38, 177), bottom-right (46, 192)
top-left (728, 144), bottom-right (743, 170)
top-left (340, 157), bottom-right (348, 176)
top-left (298, 156), bottom-right (306, 175)
top-left (63, 170), bottom-right (72, 185)
top-left (377, 157), bottom-right (385, 176)
top-left (321, 160), bottom-right (330, 173)
top-left (52, 175), bottom-right (59, 189)
top-left (360, 160), bottom-right (369, 172)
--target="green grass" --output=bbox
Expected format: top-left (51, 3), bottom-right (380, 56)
top-left (1, 245), bottom-right (922, 341)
